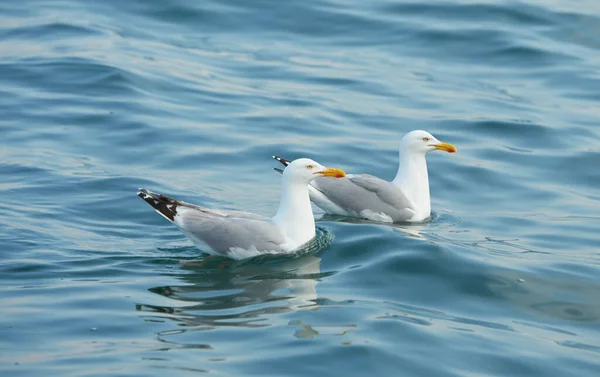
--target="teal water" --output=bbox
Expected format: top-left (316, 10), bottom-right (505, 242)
top-left (2, 0), bottom-right (600, 376)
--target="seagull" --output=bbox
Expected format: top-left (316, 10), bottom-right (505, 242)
top-left (273, 130), bottom-right (456, 223)
top-left (138, 158), bottom-right (345, 260)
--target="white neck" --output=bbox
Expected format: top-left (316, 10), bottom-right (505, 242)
top-left (392, 149), bottom-right (430, 220)
top-left (271, 175), bottom-right (316, 247)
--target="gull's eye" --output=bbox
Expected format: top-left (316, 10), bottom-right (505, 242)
top-left (423, 137), bottom-right (430, 142)
top-left (306, 164), bottom-right (313, 169)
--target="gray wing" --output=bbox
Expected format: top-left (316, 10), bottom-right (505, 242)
top-left (138, 188), bottom-right (286, 256)
top-left (175, 207), bottom-right (288, 256)
top-left (311, 174), bottom-right (416, 221)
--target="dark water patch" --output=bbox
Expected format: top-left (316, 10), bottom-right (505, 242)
top-left (557, 340), bottom-right (600, 354)
top-left (380, 2), bottom-right (555, 27)
top-left (0, 57), bottom-right (134, 95)
top-left (0, 21), bottom-right (106, 41)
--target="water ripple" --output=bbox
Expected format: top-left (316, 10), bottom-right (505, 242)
top-left (2, 0), bottom-right (600, 376)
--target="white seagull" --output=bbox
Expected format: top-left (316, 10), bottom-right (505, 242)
top-left (273, 130), bottom-right (456, 223)
top-left (138, 158), bottom-right (345, 260)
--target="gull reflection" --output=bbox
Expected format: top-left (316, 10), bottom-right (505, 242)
top-left (318, 213), bottom-right (430, 240)
top-left (137, 229), bottom-right (334, 331)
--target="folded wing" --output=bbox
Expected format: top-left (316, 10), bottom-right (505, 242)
top-left (310, 174), bottom-right (416, 222)
top-left (175, 208), bottom-right (287, 255)
top-left (138, 188), bottom-right (287, 256)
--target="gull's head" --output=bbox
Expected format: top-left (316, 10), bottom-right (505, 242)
top-left (401, 130), bottom-right (457, 155)
top-left (284, 158), bottom-right (346, 183)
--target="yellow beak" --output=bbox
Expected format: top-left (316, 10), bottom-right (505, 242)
top-left (434, 141), bottom-right (457, 153)
top-left (316, 167), bottom-right (346, 178)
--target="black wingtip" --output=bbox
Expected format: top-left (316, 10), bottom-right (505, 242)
top-left (137, 188), bottom-right (177, 222)
top-left (273, 167), bottom-right (284, 175)
top-left (272, 155), bottom-right (291, 167)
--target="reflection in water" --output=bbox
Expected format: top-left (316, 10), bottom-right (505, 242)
top-left (288, 320), bottom-right (357, 340)
top-left (319, 213), bottom-right (431, 240)
top-left (319, 210), bottom-right (464, 241)
top-left (137, 229), bottom-right (334, 332)
top-left (485, 269), bottom-right (600, 323)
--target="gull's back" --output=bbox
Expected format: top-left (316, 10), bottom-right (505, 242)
top-left (138, 188), bottom-right (288, 257)
top-left (309, 174), bottom-right (416, 222)
top-left (174, 207), bottom-right (288, 257)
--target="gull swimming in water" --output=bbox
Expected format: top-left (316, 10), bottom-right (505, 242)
top-left (274, 130), bottom-right (456, 223)
top-left (138, 158), bottom-right (345, 260)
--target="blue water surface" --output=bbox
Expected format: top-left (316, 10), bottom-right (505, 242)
top-left (1, 0), bottom-right (600, 376)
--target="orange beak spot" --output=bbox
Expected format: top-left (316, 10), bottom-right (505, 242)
top-left (317, 167), bottom-right (346, 178)
top-left (434, 142), bottom-right (457, 153)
